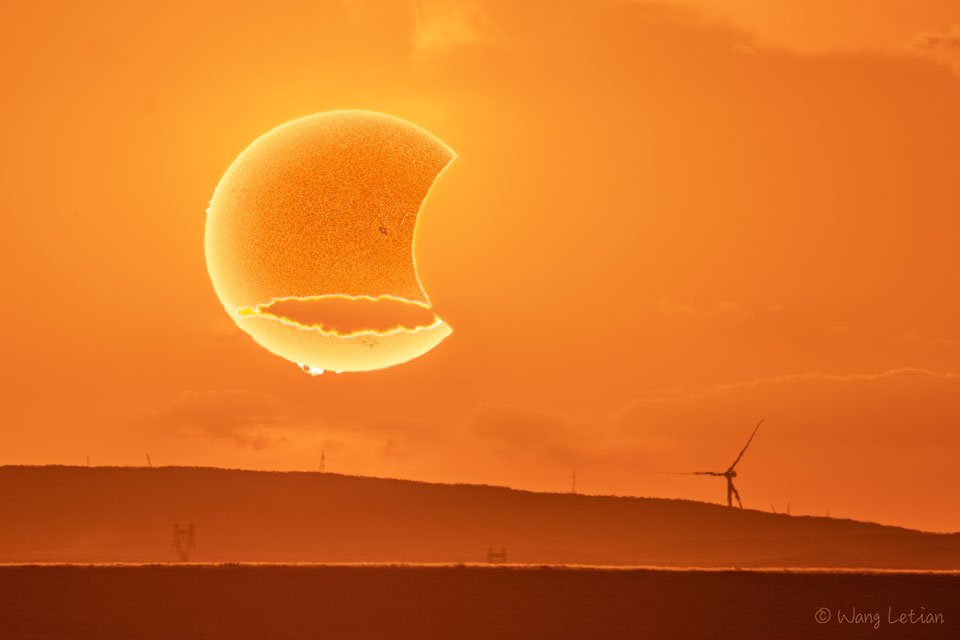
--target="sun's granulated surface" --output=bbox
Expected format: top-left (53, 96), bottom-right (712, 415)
top-left (205, 111), bottom-right (455, 373)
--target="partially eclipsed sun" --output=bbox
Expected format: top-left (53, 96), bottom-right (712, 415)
top-left (205, 111), bottom-right (455, 373)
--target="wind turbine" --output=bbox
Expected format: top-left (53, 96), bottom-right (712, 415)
top-left (675, 419), bottom-right (763, 508)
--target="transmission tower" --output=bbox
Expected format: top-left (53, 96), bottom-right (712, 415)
top-left (486, 547), bottom-right (507, 564)
top-left (172, 523), bottom-right (196, 562)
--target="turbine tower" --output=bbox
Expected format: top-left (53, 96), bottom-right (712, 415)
top-left (675, 419), bottom-right (763, 508)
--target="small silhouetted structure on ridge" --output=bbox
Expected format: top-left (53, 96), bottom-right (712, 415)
top-left (172, 523), bottom-right (196, 562)
top-left (670, 419), bottom-right (763, 508)
top-left (486, 547), bottom-right (507, 564)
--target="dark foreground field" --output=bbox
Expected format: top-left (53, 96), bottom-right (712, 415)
top-left (0, 565), bottom-right (956, 640)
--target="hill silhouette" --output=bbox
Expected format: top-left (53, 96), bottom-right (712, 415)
top-left (0, 465), bottom-right (956, 568)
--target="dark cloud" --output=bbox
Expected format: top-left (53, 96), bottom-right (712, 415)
top-left (620, 368), bottom-right (960, 454)
top-left (160, 390), bottom-right (291, 449)
top-left (910, 25), bottom-right (960, 76)
top-left (469, 403), bottom-right (570, 446)
top-left (613, 367), bottom-right (960, 530)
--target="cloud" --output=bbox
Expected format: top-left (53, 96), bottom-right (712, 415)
top-left (731, 42), bottom-right (758, 56)
top-left (613, 367), bottom-right (960, 529)
top-left (638, 0), bottom-right (959, 57)
top-left (469, 403), bottom-right (570, 446)
top-left (465, 403), bottom-right (587, 473)
top-left (435, 367), bottom-right (960, 529)
top-left (910, 25), bottom-right (960, 76)
top-left (620, 367), bottom-right (960, 450)
top-left (710, 366), bottom-right (960, 393)
top-left (146, 367), bottom-right (960, 531)
top-left (336, 0), bottom-right (487, 60)
top-left (658, 298), bottom-right (755, 323)
top-left (160, 390), bottom-right (291, 449)
top-left (412, 0), bottom-right (486, 56)
top-left (903, 332), bottom-right (960, 349)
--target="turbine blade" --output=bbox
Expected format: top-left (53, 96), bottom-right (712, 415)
top-left (727, 419), bottom-right (764, 473)
top-left (663, 471), bottom-right (724, 476)
top-left (731, 482), bottom-right (743, 508)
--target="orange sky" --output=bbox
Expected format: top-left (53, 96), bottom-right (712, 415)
top-left (2, 0), bottom-right (959, 532)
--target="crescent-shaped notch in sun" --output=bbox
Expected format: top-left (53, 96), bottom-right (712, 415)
top-left (204, 111), bottom-right (455, 374)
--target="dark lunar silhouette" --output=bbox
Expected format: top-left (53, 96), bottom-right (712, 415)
top-left (673, 420), bottom-right (763, 508)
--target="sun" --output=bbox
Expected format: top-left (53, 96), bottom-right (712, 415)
top-left (205, 111), bottom-right (455, 373)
